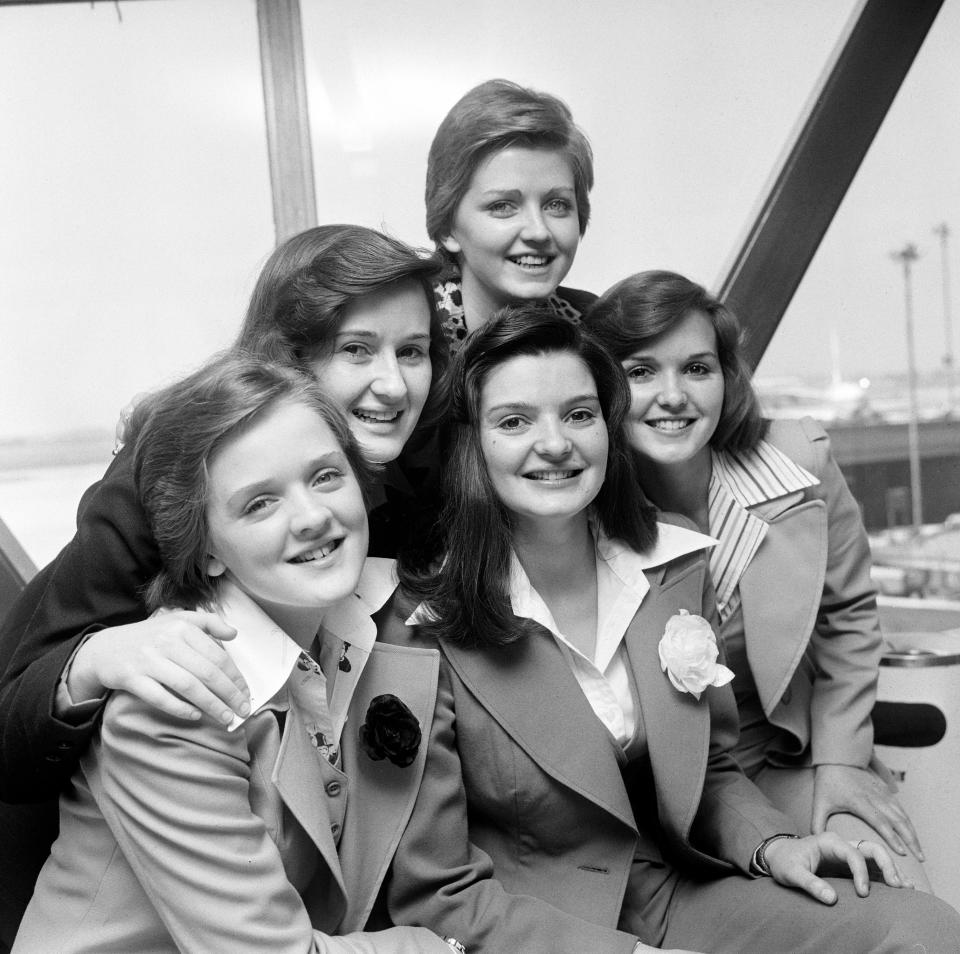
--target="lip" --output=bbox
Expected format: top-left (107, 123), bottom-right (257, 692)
top-left (522, 468), bottom-right (582, 483)
top-left (507, 253), bottom-right (557, 272)
top-left (288, 537), bottom-right (344, 565)
top-left (644, 418), bottom-right (696, 433)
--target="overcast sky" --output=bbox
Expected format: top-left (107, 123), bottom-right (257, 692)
top-left (1, 0), bottom-right (958, 443)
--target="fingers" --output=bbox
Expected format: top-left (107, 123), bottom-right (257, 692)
top-left (781, 865), bottom-right (838, 906)
top-left (852, 839), bottom-right (913, 890)
top-left (871, 797), bottom-right (925, 861)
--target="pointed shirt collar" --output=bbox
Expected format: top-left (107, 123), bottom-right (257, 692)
top-left (215, 557), bottom-right (396, 732)
top-left (711, 439), bottom-right (818, 508)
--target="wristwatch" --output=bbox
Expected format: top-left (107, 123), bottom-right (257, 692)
top-left (443, 938), bottom-right (467, 954)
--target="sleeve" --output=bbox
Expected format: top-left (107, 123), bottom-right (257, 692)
top-left (0, 449), bottom-right (161, 802)
top-left (387, 658), bottom-right (640, 954)
top-left (802, 422), bottom-right (882, 768)
top-left (91, 693), bottom-right (453, 954)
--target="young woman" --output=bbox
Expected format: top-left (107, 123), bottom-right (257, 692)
top-left (12, 355), bottom-right (456, 954)
top-left (426, 79), bottom-right (597, 348)
top-left (587, 270), bottom-right (929, 890)
top-left (386, 306), bottom-right (960, 953)
top-left (0, 224), bottom-right (444, 806)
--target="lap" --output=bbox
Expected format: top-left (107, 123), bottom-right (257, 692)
top-left (663, 875), bottom-right (960, 954)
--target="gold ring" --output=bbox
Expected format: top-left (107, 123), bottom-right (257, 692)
top-left (856, 839), bottom-right (866, 851)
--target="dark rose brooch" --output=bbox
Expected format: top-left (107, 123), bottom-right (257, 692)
top-left (359, 694), bottom-right (421, 768)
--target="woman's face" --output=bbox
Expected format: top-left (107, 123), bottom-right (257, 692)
top-left (443, 146), bottom-right (580, 321)
top-left (205, 398), bottom-right (368, 631)
top-left (310, 280), bottom-right (432, 464)
top-left (621, 309), bottom-right (725, 473)
top-left (478, 350), bottom-right (607, 530)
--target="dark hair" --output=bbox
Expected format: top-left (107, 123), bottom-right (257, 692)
top-left (400, 305), bottom-right (657, 648)
top-left (587, 270), bottom-right (768, 452)
top-left (128, 353), bottom-right (374, 611)
top-left (237, 226), bottom-right (449, 432)
top-left (425, 79), bottom-right (594, 251)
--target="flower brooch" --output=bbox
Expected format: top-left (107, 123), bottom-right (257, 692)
top-left (359, 694), bottom-right (422, 767)
top-left (658, 609), bottom-right (734, 700)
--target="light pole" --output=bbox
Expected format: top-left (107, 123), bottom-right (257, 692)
top-left (933, 222), bottom-right (956, 416)
top-left (891, 243), bottom-right (923, 533)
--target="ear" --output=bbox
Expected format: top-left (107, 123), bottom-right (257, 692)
top-left (440, 234), bottom-right (462, 256)
top-left (206, 555), bottom-right (226, 578)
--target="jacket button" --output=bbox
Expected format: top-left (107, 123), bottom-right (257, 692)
top-left (782, 688), bottom-right (793, 705)
top-left (57, 741), bottom-right (73, 750)
top-left (44, 755), bottom-right (62, 763)
top-left (330, 823), bottom-right (341, 837)
top-left (325, 781), bottom-right (342, 797)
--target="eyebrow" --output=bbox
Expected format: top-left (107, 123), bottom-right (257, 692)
top-left (479, 184), bottom-right (575, 199)
top-left (334, 330), bottom-right (431, 341)
top-left (484, 394), bottom-right (600, 416)
top-left (627, 349), bottom-right (718, 361)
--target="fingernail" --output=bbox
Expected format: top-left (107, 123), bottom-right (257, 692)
top-left (239, 702), bottom-right (251, 717)
top-left (221, 710), bottom-right (233, 725)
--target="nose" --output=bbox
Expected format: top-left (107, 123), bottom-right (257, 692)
top-left (656, 372), bottom-right (688, 410)
top-left (290, 490), bottom-right (334, 538)
top-left (370, 353), bottom-right (407, 402)
top-left (519, 205), bottom-right (550, 243)
top-left (534, 418), bottom-right (572, 458)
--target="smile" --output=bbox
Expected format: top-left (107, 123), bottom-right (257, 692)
top-left (353, 408), bottom-right (402, 425)
top-left (646, 419), bottom-right (694, 432)
top-left (508, 254), bottom-right (554, 269)
top-left (523, 469), bottom-right (581, 481)
top-left (289, 538), bottom-right (342, 563)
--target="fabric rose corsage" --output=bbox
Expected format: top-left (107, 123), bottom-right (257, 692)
top-left (658, 609), bottom-right (734, 700)
top-left (359, 694), bottom-right (422, 767)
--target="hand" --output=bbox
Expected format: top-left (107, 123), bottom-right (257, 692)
top-left (763, 831), bottom-right (908, 905)
top-left (812, 763), bottom-right (924, 861)
top-left (68, 610), bottom-right (250, 726)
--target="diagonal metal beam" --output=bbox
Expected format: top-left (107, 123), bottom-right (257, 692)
top-left (256, 0), bottom-right (317, 243)
top-left (719, 0), bottom-right (946, 370)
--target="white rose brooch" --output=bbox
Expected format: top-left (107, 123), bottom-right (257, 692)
top-left (658, 609), bottom-right (734, 700)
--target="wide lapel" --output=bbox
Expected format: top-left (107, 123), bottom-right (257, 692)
top-left (272, 713), bottom-right (348, 930)
top-left (336, 641), bottom-right (439, 932)
top-left (441, 626), bottom-right (637, 833)
top-left (739, 498), bottom-right (827, 715)
top-left (625, 565), bottom-right (713, 842)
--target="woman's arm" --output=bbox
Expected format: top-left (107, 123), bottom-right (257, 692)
top-left (92, 691), bottom-right (452, 954)
top-left (0, 451), bottom-right (247, 802)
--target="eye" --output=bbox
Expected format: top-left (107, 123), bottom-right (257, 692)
top-left (625, 363), bottom-right (654, 380)
top-left (397, 343), bottom-right (428, 362)
top-left (341, 342), bottom-right (372, 360)
top-left (545, 197), bottom-right (574, 215)
top-left (567, 407), bottom-right (597, 424)
top-left (242, 496), bottom-right (275, 517)
top-left (487, 200), bottom-right (516, 217)
top-left (497, 414), bottom-right (528, 431)
top-left (312, 467), bottom-right (344, 487)
top-left (686, 361), bottom-right (714, 376)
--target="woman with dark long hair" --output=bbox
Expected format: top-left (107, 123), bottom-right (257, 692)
top-left (386, 305), bottom-right (959, 953)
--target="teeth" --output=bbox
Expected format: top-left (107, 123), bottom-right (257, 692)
top-left (510, 255), bottom-right (550, 267)
top-left (648, 419), bottom-right (690, 431)
top-left (525, 470), bottom-right (578, 481)
top-left (353, 409), bottom-right (400, 424)
top-left (291, 540), bottom-right (340, 563)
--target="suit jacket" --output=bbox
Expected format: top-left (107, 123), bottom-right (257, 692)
top-left (385, 530), bottom-right (795, 953)
top-left (735, 418), bottom-right (882, 768)
top-left (13, 623), bottom-right (450, 954)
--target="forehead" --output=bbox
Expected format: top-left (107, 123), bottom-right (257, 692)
top-left (467, 145), bottom-right (575, 192)
top-left (207, 399), bottom-right (340, 491)
top-left (337, 279), bottom-right (431, 336)
top-left (479, 350), bottom-right (597, 411)
top-left (640, 309), bottom-right (718, 355)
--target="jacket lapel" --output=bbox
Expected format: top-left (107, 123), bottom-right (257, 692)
top-left (739, 499), bottom-right (827, 715)
top-left (336, 641), bottom-right (440, 932)
top-left (442, 627), bottom-right (637, 832)
top-left (272, 713), bottom-right (348, 930)
top-left (626, 565), bottom-right (713, 841)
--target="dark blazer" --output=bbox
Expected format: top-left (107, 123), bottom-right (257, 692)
top-left (384, 535), bottom-right (794, 952)
top-left (735, 418), bottom-right (882, 768)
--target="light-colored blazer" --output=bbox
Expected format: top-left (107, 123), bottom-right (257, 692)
top-left (14, 595), bottom-right (451, 954)
top-left (736, 417), bottom-right (882, 768)
top-left (386, 532), bottom-right (795, 953)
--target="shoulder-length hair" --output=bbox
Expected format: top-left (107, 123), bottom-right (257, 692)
top-left (237, 225), bottom-right (449, 432)
top-left (587, 270), bottom-right (768, 453)
top-left (400, 304), bottom-right (657, 648)
top-left (127, 353), bottom-right (374, 611)
top-left (425, 79), bottom-right (594, 250)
